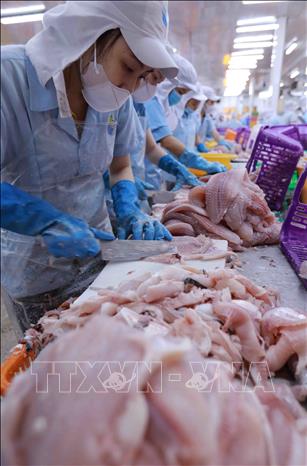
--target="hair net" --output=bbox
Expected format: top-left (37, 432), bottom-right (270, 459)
top-left (25, 1), bottom-right (178, 86)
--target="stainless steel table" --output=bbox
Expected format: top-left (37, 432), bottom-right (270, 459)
top-left (238, 245), bottom-right (307, 311)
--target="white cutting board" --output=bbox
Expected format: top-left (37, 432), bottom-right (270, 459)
top-left (75, 239), bottom-right (227, 305)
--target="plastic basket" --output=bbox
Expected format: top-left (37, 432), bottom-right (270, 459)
top-left (280, 166), bottom-right (307, 289)
top-left (269, 124), bottom-right (307, 151)
top-left (216, 127), bottom-right (227, 136)
top-left (269, 124), bottom-right (301, 142)
top-left (297, 124), bottom-right (307, 151)
top-left (246, 126), bottom-right (303, 211)
top-left (224, 129), bottom-right (237, 141)
top-left (236, 127), bottom-right (251, 151)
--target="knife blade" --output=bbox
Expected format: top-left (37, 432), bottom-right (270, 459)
top-left (99, 240), bottom-right (178, 262)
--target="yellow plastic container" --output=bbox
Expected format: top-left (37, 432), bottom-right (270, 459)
top-left (189, 152), bottom-right (236, 177)
top-left (205, 140), bottom-right (217, 149)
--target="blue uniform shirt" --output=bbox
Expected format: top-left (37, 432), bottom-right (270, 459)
top-left (1, 44), bottom-right (139, 298)
top-left (144, 97), bottom-right (172, 142)
top-left (197, 114), bottom-right (215, 141)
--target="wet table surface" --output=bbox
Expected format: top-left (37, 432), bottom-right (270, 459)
top-left (238, 245), bottom-right (307, 312)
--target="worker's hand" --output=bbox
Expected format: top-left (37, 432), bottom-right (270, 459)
top-left (116, 210), bottom-right (172, 240)
top-left (197, 142), bottom-right (209, 153)
top-left (111, 180), bottom-right (172, 240)
top-left (205, 162), bottom-right (227, 174)
top-left (218, 139), bottom-right (233, 151)
top-left (134, 177), bottom-right (155, 201)
top-left (179, 149), bottom-right (227, 174)
top-left (42, 218), bottom-right (115, 258)
top-left (0, 182), bottom-right (114, 258)
top-left (158, 154), bottom-right (202, 190)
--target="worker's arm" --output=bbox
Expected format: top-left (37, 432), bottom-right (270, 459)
top-left (145, 129), bottom-right (201, 190)
top-left (159, 135), bottom-right (186, 158)
top-left (212, 127), bottom-right (223, 143)
top-left (109, 153), bottom-right (172, 241)
top-left (212, 126), bottom-right (233, 151)
top-left (109, 155), bottom-right (134, 186)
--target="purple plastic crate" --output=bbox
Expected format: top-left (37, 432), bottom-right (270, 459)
top-left (269, 124), bottom-right (301, 142)
top-left (235, 127), bottom-right (244, 143)
top-left (246, 126), bottom-right (303, 210)
top-left (238, 128), bottom-right (251, 151)
top-left (216, 127), bottom-right (227, 136)
top-left (297, 124), bottom-right (307, 151)
top-left (280, 167), bottom-right (307, 289)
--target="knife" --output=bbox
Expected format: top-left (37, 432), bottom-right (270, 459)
top-left (99, 240), bottom-right (178, 262)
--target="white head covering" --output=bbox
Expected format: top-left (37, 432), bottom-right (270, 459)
top-left (25, 1), bottom-right (178, 86)
top-left (173, 83), bottom-right (207, 123)
top-left (155, 53), bottom-right (198, 129)
top-left (202, 85), bottom-right (220, 102)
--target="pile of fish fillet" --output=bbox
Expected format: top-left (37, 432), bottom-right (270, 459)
top-left (154, 169), bottom-right (281, 249)
top-left (2, 263), bottom-right (307, 465)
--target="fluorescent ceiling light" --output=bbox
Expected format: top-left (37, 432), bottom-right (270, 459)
top-left (289, 68), bottom-right (300, 79)
top-left (285, 42), bottom-right (298, 55)
top-left (226, 71), bottom-right (250, 78)
top-left (1, 13), bottom-right (44, 24)
top-left (230, 56), bottom-right (259, 62)
top-left (234, 42), bottom-right (273, 49)
top-left (229, 57), bottom-right (260, 65)
top-left (224, 90), bottom-right (244, 97)
top-left (229, 64), bottom-right (257, 69)
top-left (231, 55), bottom-right (264, 61)
top-left (285, 37), bottom-right (298, 49)
top-left (280, 81), bottom-right (284, 87)
top-left (231, 48), bottom-right (264, 56)
top-left (242, 1), bottom-right (286, 4)
top-left (237, 16), bottom-right (276, 26)
top-left (236, 24), bottom-right (279, 33)
top-left (234, 34), bottom-right (273, 42)
top-left (0, 4), bottom-right (45, 16)
top-left (258, 86), bottom-right (273, 99)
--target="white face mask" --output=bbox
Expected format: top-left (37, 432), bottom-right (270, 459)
top-left (80, 44), bottom-right (130, 112)
top-left (133, 81), bottom-right (156, 102)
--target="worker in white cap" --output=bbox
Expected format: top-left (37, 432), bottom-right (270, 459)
top-left (144, 55), bottom-right (226, 188)
top-left (173, 84), bottom-right (207, 151)
top-left (196, 86), bottom-right (234, 153)
top-left (0, 1), bottom-right (178, 332)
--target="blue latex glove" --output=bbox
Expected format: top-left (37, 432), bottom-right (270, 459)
top-left (179, 150), bottom-right (227, 174)
top-left (111, 180), bottom-right (172, 241)
top-left (197, 143), bottom-right (209, 153)
top-left (158, 154), bottom-right (202, 190)
top-left (219, 139), bottom-right (233, 151)
top-left (134, 177), bottom-right (155, 201)
top-left (0, 183), bottom-right (114, 258)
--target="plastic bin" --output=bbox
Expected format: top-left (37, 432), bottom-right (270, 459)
top-left (189, 152), bottom-right (236, 176)
top-left (246, 126), bottom-right (303, 211)
top-left (297, 124), bottom-right (307, 151)
top-left (216, 127), bottom-right (227, 136)
top-left (236, 127), bottom-right (251, 151)
top-left (269, 124), bottom-right (301, 143)
top-left (224, 129), bottom-right (237, 141)
top-left (280, 166), bottom-right (307, 289)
